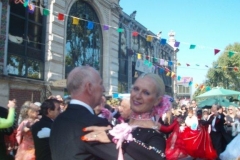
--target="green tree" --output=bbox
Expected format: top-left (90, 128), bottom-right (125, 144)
top-left (192, 42), bottom-right (240, 97)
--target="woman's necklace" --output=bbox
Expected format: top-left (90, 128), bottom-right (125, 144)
top-left (130, 112), bottom-right (153, 120)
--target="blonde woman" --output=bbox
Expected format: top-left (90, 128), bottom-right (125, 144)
top-left (225, 105), bottom-right (237, 138)
top-left (15, 102), bottom-right (39, 160)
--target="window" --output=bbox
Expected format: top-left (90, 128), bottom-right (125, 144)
top-left (65, 0), bottom-right (103, 77)
top-left (7, 1), bottom-right (45, 79)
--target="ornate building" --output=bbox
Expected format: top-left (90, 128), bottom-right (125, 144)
top-left (118, 11), bottom-right (178, 97)
top-left (0, 0), bottom-right (121, 107)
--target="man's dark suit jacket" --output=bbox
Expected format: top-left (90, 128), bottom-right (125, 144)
top-left (49, 104), bottom-right (132, 160)
top-left (31, 115), bottom-right (53, 160)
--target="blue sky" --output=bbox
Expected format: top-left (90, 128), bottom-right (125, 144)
top-left (119, 0), bottom-right (240, 94)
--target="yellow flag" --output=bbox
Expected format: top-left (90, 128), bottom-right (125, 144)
top-left (177, 62), bottom-right (181, 66)
top-left (171, 72), bottom-right (176, 78)
top-left (195, 83), bottom-right (199, 88)
top-left (166, 72), bottom-right (170, 76)
top-left (222, 66), bottom-right (227, 70)
top-left (146, 35), bottom-right (153, 42)
top-left (201, 85), bottom-right (205, 91)
top-left (137, 53), bottom-right (142, 59)
top-left (72, 17), bottom-right (79, 25)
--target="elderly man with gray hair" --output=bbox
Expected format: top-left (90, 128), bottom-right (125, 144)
top-left (118, 96), bottom-right (131, 122)
top-left (50, 66), bottom-right (133, 160)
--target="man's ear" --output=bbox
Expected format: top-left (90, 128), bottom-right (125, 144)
top-left (85, 82), bottom-right (92, 95)
top-left (47, 108), bottom-right (52, 116)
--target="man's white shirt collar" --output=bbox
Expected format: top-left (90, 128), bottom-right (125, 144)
top-left (70, 99), bottom-right (94, 115)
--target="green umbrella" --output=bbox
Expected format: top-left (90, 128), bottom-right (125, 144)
top-left (197, 87), bottom-right (240, 98)
top-left (198, 98), bottom-right (229, 108)
top-left (198, 97), bottom-right (238, 108)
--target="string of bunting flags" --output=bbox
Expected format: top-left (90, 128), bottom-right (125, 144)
top-left (14, 0), bottom-right (240, 57)
top-left (12, 0), bottom-right (240, 88)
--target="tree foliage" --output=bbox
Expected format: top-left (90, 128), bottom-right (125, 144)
top-left (192, 42), bottom-right (240, 99)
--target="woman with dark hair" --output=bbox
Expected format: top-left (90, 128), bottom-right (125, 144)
top-left (181, 109), bottom-right (217, 159)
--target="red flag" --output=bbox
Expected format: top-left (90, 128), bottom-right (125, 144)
top-left (234, 67), bottom-right (239, 72)
top-left (146, 55), bottom-right (150, 60)
top-left (214, 49), bottom-right (220, 55)
top-left (186, 63), bottom-right (190, 66)
top-left (165, 67), bottom-right (170, 72)
top-left (58, 13), bottom-right (64, 21)
top-left (132, 31), bottom-right (139, 37)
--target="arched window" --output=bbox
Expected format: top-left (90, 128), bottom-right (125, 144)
top-left (65, 0), bottom-right (102, 77)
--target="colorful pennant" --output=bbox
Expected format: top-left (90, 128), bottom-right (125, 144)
top-left (87, 21), bottom-right (94, 30)
top-left (190, 44), bottom-right (196, 49)
top-left (58, 13), bottom-right (64, 21)
top-left (214, 49), bottom-right (220, 55)
top-left (72, 17), bottom-right (79, 25)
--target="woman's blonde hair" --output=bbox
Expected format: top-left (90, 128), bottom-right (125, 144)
top-left (228, 105), bottom-right (237, 116)
top-left (138, 73), bottom-right (165, 97)
top-left (19, 101), bottom-right (38, 122)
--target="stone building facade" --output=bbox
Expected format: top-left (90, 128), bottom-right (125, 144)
top-left (118, 11), bottom-right (178, 97)
top-left (0, 0), bottom-right (121, 107)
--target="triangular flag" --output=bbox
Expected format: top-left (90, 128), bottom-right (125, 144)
top-left (166, 72), bottom-right (170, 76)
top-left (205, 65), bottom-right (208, 68)
top-left (43, 8), bottom-right (50, 16)
top-left (112, 93), bottom-right (118, 98)
top-left (160, 39), bottom-right (167, 45)
top-left (214, 49), bottom-right (220, 55)
top-left (177, 76), bottom-right (181, 81)
top-left (58, 13), bottom-right (64, 21)
top-left (132, 31), bottom-right (139, 37)
top-left (228, 51), bottom-right (235, 58)
top-left (190, 44), bottom-right (196, 49)
top-left (165, 67), bottom-right (170, 72)
top-left (146, 35), bottom-right (153, 42)
top-left (28, 4), bottom-right (35, 14)
top-left (148, 62), bottom-right (153, 67)
top-left (146, 55), bottom-right (150, 60)
top-left (177, 62), bottom-right (181, 66)
top-left (87, 21), bottom-right (94, 30)
top-left (117, 28), bottom-right (124, 33)
top-left (160, 59), bottom-right (164, 66)
top-left (168, 61), bottom-right (173, 66)
top-left (72, 17), bottom-right (79, 25)
top-left (171, 72), bottom-right (176, 78)
top-left (23, 0), bottom-right (28, 7)
top-left (201, 85), bottom-right (205, 91)
top-left (186, 63), bottom-right (190, 66)
top-left (195, 83), bottom-right (199, 88)
top-left (196, 64), bottom-right (200, 66)
top-left (189, 81), bottom-right (192, 86)
top-left (159, 68), bottom-right (164, 74)
top-left (164, 60), bottom-right (168, 66)
top-left (222, 66), bottom-right (227, 70)
top-left (137, 53), bottom-right (142, 59)
top-left (233, 67), bottom-right (239, 72)
top-left (153, 57), bottom-right (157, 63)
top-left (174, 41), bottom-right (180, 47)
top-left (206, 86), bottom-right (211, 91)
top-left (103, 25), bottom-right (109, 30)
top-left (144, 60), bottom-right (148, 65)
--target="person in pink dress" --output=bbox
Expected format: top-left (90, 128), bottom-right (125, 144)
top-left (15, 102), bottom-right (40, 160)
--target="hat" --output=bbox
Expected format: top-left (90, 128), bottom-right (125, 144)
top-left (34, 102), bottom-right (41, 107)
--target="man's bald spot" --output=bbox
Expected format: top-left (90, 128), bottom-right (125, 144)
top-left (67, 66), bottom-right (98, 94)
